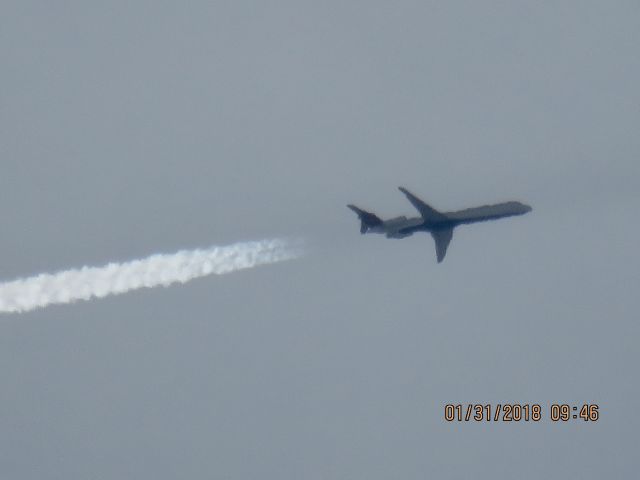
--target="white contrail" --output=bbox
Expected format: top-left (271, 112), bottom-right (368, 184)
top-left (0, 238), bottom-right (302, 314)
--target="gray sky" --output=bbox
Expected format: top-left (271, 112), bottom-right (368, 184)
top-left (1, 1), bottom-right (639, 478)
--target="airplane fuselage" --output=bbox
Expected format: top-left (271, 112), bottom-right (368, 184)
top-left (368, 215), bottom-right (472, 239)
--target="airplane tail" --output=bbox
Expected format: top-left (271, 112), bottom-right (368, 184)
top-left (347, 205), bottom-right (382, 234)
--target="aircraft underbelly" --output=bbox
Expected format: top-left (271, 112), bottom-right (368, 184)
top-left (385, 217), bottom-right (423, 238)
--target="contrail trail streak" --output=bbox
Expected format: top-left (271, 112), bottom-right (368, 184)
top-left (0, 239), bottom-right (302, 314)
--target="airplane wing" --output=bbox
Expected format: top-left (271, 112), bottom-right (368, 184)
top-left (431, 228), bottom-right (453, 263)
top-left (398, 187), bottom-right (448, 222)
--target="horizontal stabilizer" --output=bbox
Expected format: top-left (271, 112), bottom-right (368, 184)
top-left (347, 204), bottom-right (382, 234)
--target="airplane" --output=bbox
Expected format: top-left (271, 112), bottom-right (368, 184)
top-left (347, 187), bottom-right (532, 263)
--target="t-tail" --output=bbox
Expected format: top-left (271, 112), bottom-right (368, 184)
top-left (347, 205), bottom-right (383, 234)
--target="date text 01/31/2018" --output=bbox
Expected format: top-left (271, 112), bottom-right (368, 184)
top-left (444, 404), bottom-right (599, 422)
